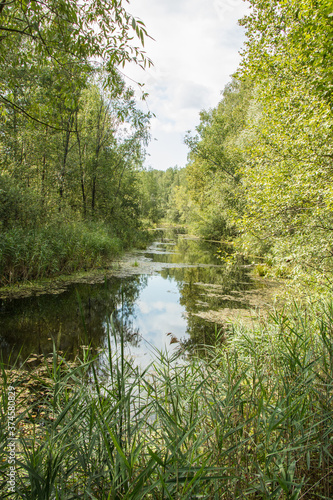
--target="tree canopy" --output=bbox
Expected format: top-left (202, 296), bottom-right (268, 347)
top-left (0, 0), bottom-right (152, 122)
top-left (0, 0), bottom-right (155, 285)
top-left (178, 0), bottom-right (333, 281)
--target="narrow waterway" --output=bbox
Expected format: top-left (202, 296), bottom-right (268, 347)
top-left (0, 228), bottom-right (276, 367)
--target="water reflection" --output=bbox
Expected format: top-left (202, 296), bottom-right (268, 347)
top-left (0, 276), bottom-right (146, 365)
top-left (0, 229), bottom-right (259, 367)
top-left (104, 275), bottom-right (188, 368)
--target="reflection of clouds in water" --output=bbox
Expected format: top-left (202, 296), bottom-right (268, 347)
top-left (133, 276), bottom-right (187, 347)
top-left (136, 300), bottom-right (153, 314)
top-left (136, 299), bottom-right (184, 321)
top-left (135, 309), bottom-right (186, 343)
top-left (135, 299), bottom-right (169, 314)
top-left (102, 274), bottom-right (188, 369)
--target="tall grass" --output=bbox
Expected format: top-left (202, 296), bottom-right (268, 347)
top-left (0, 222), bottom-right (123, 286)
top-left (1, 301), bottom-right (333, 498)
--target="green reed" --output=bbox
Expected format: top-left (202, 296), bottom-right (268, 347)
top-left (0, 222), bottom-right (123, 286)
top-left (1, 300), bottom-right (332, 498)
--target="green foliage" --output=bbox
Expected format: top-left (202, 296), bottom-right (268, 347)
top-left (239, 0), bottom-right (333, 109)
top-left (0, 75), bottom-right (151, 283)
top-left (0, 222), bottom-right (122, 286)
top-left (0, 175), bottom-right (41, 230)
top-left (234, 0), bottom-right (333, 276)
top-left (139, 167), bottom-right (187, 224)
top-left (0, 0), bottom-right (152, 111)
top-left (0, 0), bottom-right (154, 287)
top-left (182, 1), bottom-right (333, 280)
top-left (0, 15), bottom-right (152, 284)
top-left (1, 302), bottom-right (333, 498)
top-left (183, 78), bottom-right (252, 240)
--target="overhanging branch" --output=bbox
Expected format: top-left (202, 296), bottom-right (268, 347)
top-left (0, 94), bottom-right (72, 131)
top-left (0, 0), bottom-right (7, 15)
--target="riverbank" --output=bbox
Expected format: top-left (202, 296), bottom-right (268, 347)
top-left (0, 220), bottom-right (153, 291)
top-left (0, 240), bottom-right (205, 300)
top-left (0, 225), bottom-right (156, 299)
top-left (0, 228), bottom-right (286, 338)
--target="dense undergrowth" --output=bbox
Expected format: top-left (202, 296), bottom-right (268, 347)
top-left (1, 301), bottom-right (333, 499)
top-left (0, 221), bottom-right (150, 287)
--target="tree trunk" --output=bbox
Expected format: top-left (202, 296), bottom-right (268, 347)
top-left (59, 114), bottom-right (74, 212)
top-left (75, 112), bottom-right (86, 217)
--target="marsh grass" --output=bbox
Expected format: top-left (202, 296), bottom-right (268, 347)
top-left (1, 301), bottom-right (333, 499)
top-left (0, 222), bottom-right (124, 286)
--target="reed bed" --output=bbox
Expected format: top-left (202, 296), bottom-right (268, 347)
top-left (0, 222), bottom-right (124, 286)
top-left (1, 301), bottom-right (333, 499)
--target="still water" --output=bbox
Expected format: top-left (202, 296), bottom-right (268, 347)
top-left (0, 229), bottom-right (263, 367)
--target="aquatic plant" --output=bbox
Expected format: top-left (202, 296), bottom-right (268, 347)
top-left (1, 301), bottom-right (333, 498)
top-left (0, 222), bottom-right (123, 286)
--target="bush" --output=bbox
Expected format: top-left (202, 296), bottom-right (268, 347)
top-left (195, 212), bottom-right (235, 241)
top-left (0, 175), bottom-right (41, 230)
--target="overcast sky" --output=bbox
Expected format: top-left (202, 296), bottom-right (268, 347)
top-left (125, 0), bottom-right (250, 171)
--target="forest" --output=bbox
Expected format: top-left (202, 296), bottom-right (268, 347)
top-left (0, 0), bottom-right (154, 286)
top-left (1, 1), bottom-right (332, 291)
top-left (1, 1), bottom-right (333, 499)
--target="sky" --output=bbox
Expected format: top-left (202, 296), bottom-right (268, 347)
top-left (124, 0), bottom-right (250, 171)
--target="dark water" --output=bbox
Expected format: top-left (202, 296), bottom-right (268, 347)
top-left (0, 229), bottom-right (260, 367)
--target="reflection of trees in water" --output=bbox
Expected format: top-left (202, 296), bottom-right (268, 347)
top-left (161, 261), bottom-right (252, 308)
top-left (0, 231), bottom-right (256, 366)
top-left (181, 316), bottom-right (224, 350)
top-left (108, 274), bottom-right (148, 348)
top-left (160, 237), bottom-right (253, 347)
top-left (174, 238), bottom-right (222, 265)
top-left (147, 231), bottom-right (224, 266)
top-left (0, 275), bottom-right (147, 366)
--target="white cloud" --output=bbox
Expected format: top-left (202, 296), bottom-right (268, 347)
top-left (125, 0), bottom-right (250, 170)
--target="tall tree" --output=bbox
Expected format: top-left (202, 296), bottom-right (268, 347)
top-left (0, 0), bottom-right (152, 123)
top-left (235, 0), bottom-right (333, 273)
top-left (184, 78), bottom-right (253, 239)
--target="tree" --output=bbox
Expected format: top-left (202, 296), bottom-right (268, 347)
top-left (239, 0), bottom-right (333, 109)
top-left (184, 78), bottom-right (253, 239)
top-left (235, 0), bottom-right (333, 274)
top-left (0, 0), bottom-right (152, 123)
